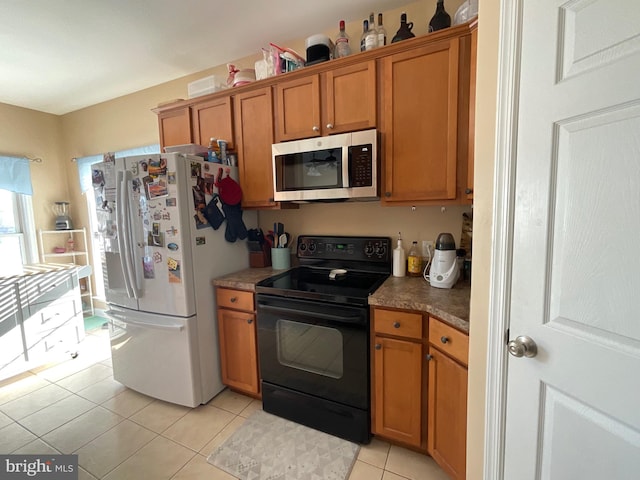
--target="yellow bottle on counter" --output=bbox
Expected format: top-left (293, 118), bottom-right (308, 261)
top-left (407, 241), bottom-right (423, 277)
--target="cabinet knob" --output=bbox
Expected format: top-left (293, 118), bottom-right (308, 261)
top-left (426, 354), bottom-right (433, 361)
top-left (312, 126), bottom-right (320, 132)
top-left (465, 188), bottom-right (473, 195)
top-left (247, 318), bottom-right (253, 324)
top-left (440, 336), bottom-right (449, 344)
top-left (326, 123), bottom-right (334, 129)
top-left (385, 192), bottom-right (391, 197)
top-left (230, 297), bottom-right (237, 303)
top-left (268, 197), bottom-right (274, 203)
top-left (393, 321), bottom-right (400, 328)
top-left (374, 344), bottom-right (382, 350)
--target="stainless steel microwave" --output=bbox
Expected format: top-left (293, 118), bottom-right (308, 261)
top-left (272, 129), bottom-right (378, 202)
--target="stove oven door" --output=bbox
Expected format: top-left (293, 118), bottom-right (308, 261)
top-left (256, 294), bottom-right (369, 410)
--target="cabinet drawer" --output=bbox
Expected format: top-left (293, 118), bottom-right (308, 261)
top-left (429, 317), bottom-right (468, 366)
top-left (24, 300), bottom-right (80, 341)
top-left (216, 288), bottom-right (254, 312)
top-left (23, 272), bottom-right (76, 307)
top-left (374, 309), bottom-right (422, 339)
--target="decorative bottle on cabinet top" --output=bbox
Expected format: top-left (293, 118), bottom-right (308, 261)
top-left (391, 12), bottom-right (415, 43)
top-left (334, 20), bottom-right (351, 58)
top-left (360, 19), bottom-right (369, 52)
top-left (429, 0), bottom-right (451, 32)
top-left (377, 13), bottom-right (387, 47)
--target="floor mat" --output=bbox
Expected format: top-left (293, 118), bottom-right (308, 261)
top-left (207, 410), bottom-right (360, 480)
top-left (83, 315), bottom-right (108, 332)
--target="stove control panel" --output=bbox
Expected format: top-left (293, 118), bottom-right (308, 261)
top-left (297, 235), bottom-right (391, 264)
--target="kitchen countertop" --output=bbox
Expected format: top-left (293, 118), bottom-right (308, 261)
top-left (368, 275), bottom-right (470, 333)
top-left (213, 268), bottom-right (471, 334)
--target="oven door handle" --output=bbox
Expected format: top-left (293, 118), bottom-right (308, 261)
top-left (257, 302), bottom-right (366, 325)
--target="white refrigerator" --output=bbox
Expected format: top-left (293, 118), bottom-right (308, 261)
top-left (91, 153), bottom-right (256, 407)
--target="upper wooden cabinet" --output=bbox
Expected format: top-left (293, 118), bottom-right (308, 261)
top-left (381, 38), bottom-right (461, 203)
top-left (274, 61), bottom-right (377, 142)
top-left (233, 87), bottom-right (278, 209)
top-left (191, 96), bottom-right (234, 149)
top-left (157, 106), bottom-right (192, 149)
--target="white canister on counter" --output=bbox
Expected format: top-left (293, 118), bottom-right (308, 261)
top-left (392, 233), bottom-right (406, 277)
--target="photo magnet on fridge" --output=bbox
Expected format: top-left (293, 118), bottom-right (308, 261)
top-left (168, 172), bottom-right (176, 184)
top-left (142, 256), bottom-right (155, 279)
top-left (168, 257), bottom-right (181, 283)
top-left (148, 157), bottom-right (167, 177)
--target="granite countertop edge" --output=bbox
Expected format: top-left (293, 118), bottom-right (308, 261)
top-left (213, 268), bottom-right (470, 334)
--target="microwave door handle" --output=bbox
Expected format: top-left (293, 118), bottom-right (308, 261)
top-left (116, 171), bottom-right (134, 298)
top-left (342, 146), bottom-right (350, 188)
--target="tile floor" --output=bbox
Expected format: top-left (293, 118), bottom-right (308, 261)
top-left (0, 325), bottom-right (449, 480)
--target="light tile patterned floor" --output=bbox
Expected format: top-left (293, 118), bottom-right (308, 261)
top-left (0, 327), bottom-right (450, 480)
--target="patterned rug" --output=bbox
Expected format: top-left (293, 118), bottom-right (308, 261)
top-left (207, 410), bottom-right (360, 480)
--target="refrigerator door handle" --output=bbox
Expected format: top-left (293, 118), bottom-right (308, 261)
top-left (105, 310), bottom-right (185, 332)
top-left (116, 170), bottom-right (135, 298)
top-left (122, 170), bottom-right (141, 299)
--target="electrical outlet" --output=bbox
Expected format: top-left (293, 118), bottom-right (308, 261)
top-left (422, 240), bottom-right (433, 260)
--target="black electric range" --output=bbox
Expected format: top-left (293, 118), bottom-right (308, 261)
top-left (255, 235), bottom-right (392, 305)
top-left (255, 235), bottom-right (391, 444)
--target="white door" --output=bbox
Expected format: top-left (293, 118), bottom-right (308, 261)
top-left (503, 1), bottom-right (640, 478)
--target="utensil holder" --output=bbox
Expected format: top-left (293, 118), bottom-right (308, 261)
top-left (271, 248), bottom-right (290, 270)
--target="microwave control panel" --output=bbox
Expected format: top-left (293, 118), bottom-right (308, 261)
top-left (348, 144), bottom-right (373, 187)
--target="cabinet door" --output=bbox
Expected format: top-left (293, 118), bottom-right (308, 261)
top-left (158, 107), bottom-right (192, 149)
top-left (192, 96), bottom-right (234, 149)
top-left (274, 75), bottom-right (321, 141)
top-left (217, 308), bottom-right (259, 395)
top-left (234, 87), bottom-right (277, 208)
top-left (325, 60), bottom-right (377, 135)
top-left (427, 346), bottom-right (468, 480)
top-left (372, 335), bottom-right (423, 447)
top-left (382, 38), bottom-right (460, 202)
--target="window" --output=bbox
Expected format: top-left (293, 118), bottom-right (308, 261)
top-left (76, 145), bottom-right (160, 301)
top-left (0, 189), bottom-right (37, 273)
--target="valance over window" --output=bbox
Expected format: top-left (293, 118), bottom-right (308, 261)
top-left (0, 156), bottom-right (33, 195)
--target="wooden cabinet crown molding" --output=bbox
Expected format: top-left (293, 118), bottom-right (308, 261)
top-left (151, 19), bottom-right (477, 115)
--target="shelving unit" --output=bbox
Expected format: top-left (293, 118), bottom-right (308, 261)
top-left (38, 227), bottom-right (94, 316)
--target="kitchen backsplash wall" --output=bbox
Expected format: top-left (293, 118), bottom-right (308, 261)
top-left (258, 202), bottom-right (471, 254)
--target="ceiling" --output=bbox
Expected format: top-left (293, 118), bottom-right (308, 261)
top-left (0, 0), bottom-right (403, 115)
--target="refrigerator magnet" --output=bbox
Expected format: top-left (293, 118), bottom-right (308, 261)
top-left (168, 257), bottom-right (181, 283)
top-left (153, 252), bottom-right (162, 263)
top-left (166, 198), bottom-right (176, 207)
top-left (168, 172), bottom-right (176, 184)
top-left (166, 226), bottom-right (178, 237)
top-left (149, 158), bottom-right (167, 177)
top-left (143, 256), bottom-right (155, 279)
top-left (148, 231), bottom-right (164, 247)
top-left (147, 178), bottom-right (168, 199)
top-left (190, 162), bottom-right (201, 178)
top-left (194, 211), bottom-right (208, 229)
top-left (195, 237), bottom-right (205, 246)
top-left (168, 243), bottom-right (178, 251)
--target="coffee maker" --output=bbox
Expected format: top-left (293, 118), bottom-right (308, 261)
top-left (53, 201), bottom-right (73, 230)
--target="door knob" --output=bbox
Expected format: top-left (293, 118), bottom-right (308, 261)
top-left (507, 335), bottom-right (538, 358)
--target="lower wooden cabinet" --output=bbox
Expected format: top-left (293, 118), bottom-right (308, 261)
top-left (216, 287), bottom-right (260, 397)
top-left (427, 346), bottom-right (468, 480)
top-left (427, 316), bottom-right (469, 480)
top-left (371, 307), bottom-right (468, 478)
top-left (373, 335), bottom-right (423, 447)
